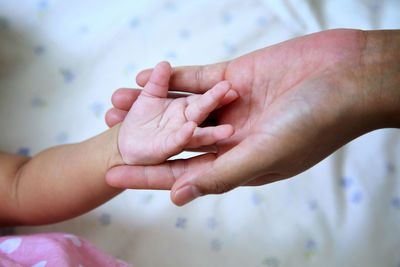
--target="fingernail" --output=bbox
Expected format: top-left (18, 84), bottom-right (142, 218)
top-left (225, 89), bottom-right (238, 99)
top-left (174, 185), bottom-right (201, 206)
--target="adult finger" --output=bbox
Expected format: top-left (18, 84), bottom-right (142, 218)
top-left (105, 108), bottom-right (128, 128)
top-left (242, 175), bottom-right (282, 186)
top-left (111, 88), bottom-right (141, 110)
top-left (185, 81), bottom-right (232, 124)
top-left (171, 137), bottom-right (266, 206)
top-left (112, 89), bottom-right (194, 111)
top-left (142, 61), bottom-right (171, 98)
top-left (106, 153), bottom-right (216, 190)
top-left (136, 61), bottom-right (230, 94)
top-left (104, 104), bottom-right (221, 130)
top-left (184, 145), bottom-right (217, 153)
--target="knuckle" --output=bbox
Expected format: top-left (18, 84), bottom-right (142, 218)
top-left (195, 67), bottom-right (203, 89)
top-left (196, 101), bottom-right (208, 114)
top-left (209, 179), bottom-right (234, 195)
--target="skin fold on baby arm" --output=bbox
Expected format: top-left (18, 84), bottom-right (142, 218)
top-left (0, 61), bottom-right (238, 226)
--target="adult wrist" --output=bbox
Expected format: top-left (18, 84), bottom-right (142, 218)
top-left (359, 29), bottom-right (400, 130)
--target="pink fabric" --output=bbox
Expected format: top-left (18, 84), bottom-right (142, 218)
top-left (0, 233), bottom-right (131, 267)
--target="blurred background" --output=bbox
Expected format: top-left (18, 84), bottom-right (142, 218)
top-left (0, 0), bottom-right (399, 266)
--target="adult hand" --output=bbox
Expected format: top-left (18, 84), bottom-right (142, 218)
top-left (106, 29), bottom-right (400, 206)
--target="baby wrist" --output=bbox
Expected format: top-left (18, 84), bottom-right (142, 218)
top-left (107, 123), bottom-right (125, 169)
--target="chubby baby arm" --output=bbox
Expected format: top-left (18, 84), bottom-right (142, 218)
top-left (118, 61), bottom-right (237, 165)
top-left (0, 61), bottom-right (235, 226)
top-left (0, 127), bottom-right (123, 226)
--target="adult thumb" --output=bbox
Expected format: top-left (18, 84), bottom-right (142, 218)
top-left (171, 140), bottom-right (263, 206)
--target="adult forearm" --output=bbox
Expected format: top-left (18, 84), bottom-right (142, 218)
top-left (3, 125), bottom-right (124, 226)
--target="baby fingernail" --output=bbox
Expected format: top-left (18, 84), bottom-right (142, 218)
top-left (174, 185), bottom-right (201, 206)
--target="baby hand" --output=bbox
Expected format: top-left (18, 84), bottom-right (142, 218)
top-left (118, 61), bottom-right (237, 165)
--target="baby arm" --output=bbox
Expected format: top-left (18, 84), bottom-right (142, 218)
top-left (0, 128), bottom-right (123, 226)
top-left (0, 62), bottom-right (236, 226)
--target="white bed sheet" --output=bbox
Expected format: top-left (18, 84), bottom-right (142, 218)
top-left (0, 0), bottom-right (399, 266)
